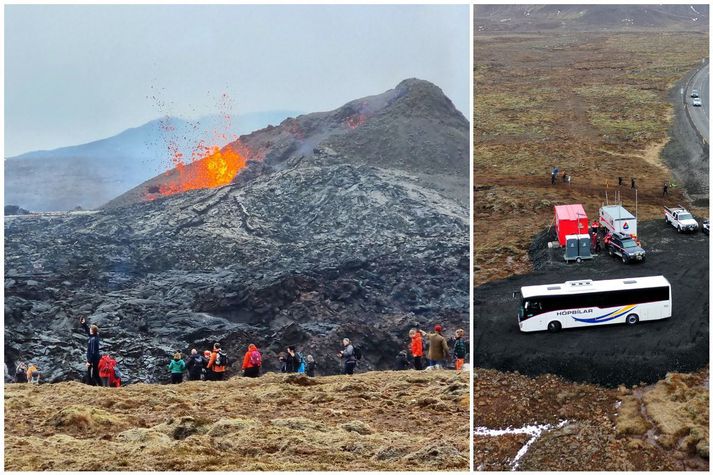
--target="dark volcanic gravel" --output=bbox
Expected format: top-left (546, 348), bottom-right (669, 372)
top-left (474, 220), bottom-right (709, 387)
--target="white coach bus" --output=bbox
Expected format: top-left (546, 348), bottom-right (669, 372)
top-left (518, 276), bottom-right (671, 332)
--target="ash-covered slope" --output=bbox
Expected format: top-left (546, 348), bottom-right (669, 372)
top-left (106, 79), bottom-right (469, 209)
top-left (474, 4), bottom-right (709, 32)
top-left (5, 147), bottom-right (468, 382)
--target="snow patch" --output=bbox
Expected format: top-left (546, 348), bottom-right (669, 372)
top-left (475, 420), bottom-right (569, 471)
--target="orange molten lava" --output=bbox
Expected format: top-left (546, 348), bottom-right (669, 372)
top-left (150, 144), bottom-right (247, 199)
top-left (345, 113), bottom-right (367, 129)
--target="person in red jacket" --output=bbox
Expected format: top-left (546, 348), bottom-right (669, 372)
top-left (98, 354), bottom-right (116, 387)
top-left (409, 328), bottom-right (424, 370)
top-left (241, 344), bottom-right (262, 378)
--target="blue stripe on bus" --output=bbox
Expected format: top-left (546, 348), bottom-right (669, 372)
top-left (572, 305), bottom-right (637, 324)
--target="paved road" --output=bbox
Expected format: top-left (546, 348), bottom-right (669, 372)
top-left (685, 61), bottom-right (709, 143)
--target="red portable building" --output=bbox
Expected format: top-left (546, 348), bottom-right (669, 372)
top-left (554, 204), bottom-right (589, 246)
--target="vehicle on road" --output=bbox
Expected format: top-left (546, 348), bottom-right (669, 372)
top-left (605, 232), bottom-right (646, 263)
top-left (517, 276), bottom-right (672, 332)
top-left (691, 89), bottom-right (700, 98)
top-left (664, 206), bottom-right (698, 233)
top-left (693, 98), bottom-right (702, 107)
top-left (703, 220), bottom-right (709, 235)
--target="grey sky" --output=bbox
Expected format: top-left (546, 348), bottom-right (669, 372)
top-left (5, 4), bottom-right (469, 157)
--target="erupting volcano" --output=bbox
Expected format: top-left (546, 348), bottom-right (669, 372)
top-left (107, 79), bottom-right (469, 210)
top-left (146, 144), bottom-right (247, 199)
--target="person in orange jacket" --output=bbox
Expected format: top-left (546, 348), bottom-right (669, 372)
top-left (241, 344), bottom-right (262, 378)
top-left (409, 328), bottom-right (424, 370)
top-left (207, 343), bottom-right (227, 381)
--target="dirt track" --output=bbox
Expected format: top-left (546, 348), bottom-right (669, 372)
top-left (474, 220), bottom-right (709, 387)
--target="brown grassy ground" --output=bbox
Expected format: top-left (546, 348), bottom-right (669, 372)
top-left (474, 31), bottom-right (708, 284)
top-left (4, 370), bottom-right (468, 471)
top-left (474, 367), bottom-right (709, 471)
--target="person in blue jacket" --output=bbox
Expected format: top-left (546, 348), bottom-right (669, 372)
top-left (80, 317), bottom-right (102, 386)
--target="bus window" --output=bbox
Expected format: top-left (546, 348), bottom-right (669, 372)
top-left (523, 299), bottom-right (542, 318)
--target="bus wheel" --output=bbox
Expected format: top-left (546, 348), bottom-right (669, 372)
top-left (547, 321), bottom-right (562, 333)
top-left (575, 257), bottom-right (582, 263)
top-left (626, 314), bottom-right (639, 325)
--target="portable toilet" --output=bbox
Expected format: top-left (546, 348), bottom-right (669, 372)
top-left (554, 204), bottom-right (589, 246)
top-left (563, 234), bottom-right (592, 263)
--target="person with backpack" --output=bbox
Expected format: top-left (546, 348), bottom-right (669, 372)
top-left (26, 363), bottom-right (40, 384)
top-left (306, 355), bottom-right (316, 377)
top-left (186, 349), bottom-right (205, 381)
top-left (15, 361), bottom-right (28, 383)
top-left (207, 343), bottom-right (228, 381)
top-left (285, 346), bottom-right (302, 373)
top-left (395, 350), bottom-right (410, 370)
top-left (338, 338), bottom-right (357, 375)
top-left (409, 328), bottom-right (425, 370)
top-left (453, 329), bottom-right (467, 371)
top-left (80, 317), bottom-right (102, 386)
top-left (241, 344), bottom-right (262, 378)
top-left (168, 352), bottom-right (186, 384)
top-left (98, 354), bottom-right (117, 387)
top-left (427, 325), bottom-right (450, 369)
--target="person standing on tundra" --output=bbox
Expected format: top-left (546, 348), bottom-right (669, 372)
top-left (168, 352), bottom-right (186, 384)
top-left (339, 338), bottom-right (357, 375)
top-left (241, 344), bottom-right (261, 378)
top-left (207, 343), bottom-right (227, 381)
top-left (80, 317), bottom-right (102, 386)
top-left (452, 329), bottom-right (467, 371)
top-left (409, 328), bottom-right (424, 370)
top-left (427, 325), bottom-right (449, 369)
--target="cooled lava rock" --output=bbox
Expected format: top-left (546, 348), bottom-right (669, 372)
top-left (5, 79), bottom-right (469, 383)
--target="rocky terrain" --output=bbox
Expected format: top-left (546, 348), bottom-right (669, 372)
top-left (5, 370), bottom-right (469, 471)
top-left (4, 79), bottom-right (469, 383)
top-left (475, 367), bottom-right (708, 471)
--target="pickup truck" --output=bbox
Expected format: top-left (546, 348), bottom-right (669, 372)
top-left (664, 206), bottom-right (698, 233)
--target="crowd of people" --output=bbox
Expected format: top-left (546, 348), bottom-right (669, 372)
top-left (9, 319), bottom-right (469, 385)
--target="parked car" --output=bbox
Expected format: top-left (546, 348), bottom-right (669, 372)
top-left (605, 232), bottom-right (646, 264)
top-left (693, 98), bottom-right (702, 107)
top-left (703, 220), bottom-right (709, 235)
top-left (665, 206), bottom-right (699, 233)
